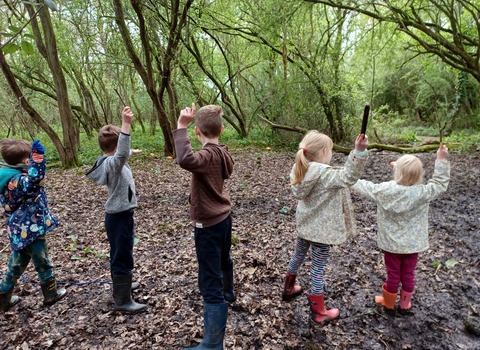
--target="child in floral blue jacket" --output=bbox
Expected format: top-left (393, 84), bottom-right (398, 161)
top-left (0, 138), bottom-right (66, 311)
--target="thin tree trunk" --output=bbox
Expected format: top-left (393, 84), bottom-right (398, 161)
top-left (37, 6), bottom-right (79, 168)
top-left (0, 49), bottom-right (66, 162)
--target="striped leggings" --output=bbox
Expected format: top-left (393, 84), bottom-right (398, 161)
top-left (287, 237), bottom-right (330, 295)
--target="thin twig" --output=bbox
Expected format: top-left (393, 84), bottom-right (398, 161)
top-left (195, 85), bottom-right (204, 104)
top-left (114, 88), bottom-right (127, 107)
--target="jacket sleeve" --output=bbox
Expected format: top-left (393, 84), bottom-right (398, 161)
top-left (318, 150), bottom-right (368, 189)
top-left (5, 150), bottom-right (47, 215)
top-left (423, 160), bottom-right (450, 201)
top-left (108, 132), bottom-right (131, 174)
top-left (351, 179), bottom-right (379, 201)
top-left (173, 128), bottom-right (210, 173)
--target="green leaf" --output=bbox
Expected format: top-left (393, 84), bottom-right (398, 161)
top-left (133, 236), bottom-right (140, 245)
top-left (23, 33), bottom-right (36, 39)
top-left (21, 40), bottom-right (34, 55)
top-left (444, 258), bottom-right (458, 269)
top-left (43, 0), bottom-right (58, 11)
top-left (71, 255), bottom-right (82, 260)
top-left (2, 43), bottom-right (20, 54)
top-left (0, 32), bottom-right (14, 37)
top-left (8, 25), bottom-right (20, 32)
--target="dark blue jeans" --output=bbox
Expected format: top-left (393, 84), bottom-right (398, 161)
top-left (195, 215), bottom-right (233, 304)
top-left (0, 237), bottom-right (53, 292)
top-left (105, 210), bottom-right (134, 275)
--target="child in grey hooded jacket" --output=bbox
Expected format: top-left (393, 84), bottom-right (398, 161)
top-left (86, 106), bottom-right (146, 314)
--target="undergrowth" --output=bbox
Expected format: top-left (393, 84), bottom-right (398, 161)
top-left (1, 120), bottom-right (478, 169)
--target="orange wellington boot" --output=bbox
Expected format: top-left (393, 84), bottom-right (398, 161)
top-left (374, 284), bottom-right (397, 310)
top-left (282, 272), bottom-right (303, 301)
top-left (307, 294), bottom-right (340, 323)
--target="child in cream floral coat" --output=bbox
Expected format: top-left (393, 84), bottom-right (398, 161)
top-left (352, 143), bottom-right (449, 314)
top-left (283, 130), bottom-right (369, 324)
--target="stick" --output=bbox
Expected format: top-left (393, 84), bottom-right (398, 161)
top-left (195, 85), bottom-right (204, 104)
top-left (361, 104), bottom-right (370, 135)
top-left (114, 88), bottom-right (127, 107)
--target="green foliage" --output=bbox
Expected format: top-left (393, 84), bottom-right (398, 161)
top-left (445, 131), bottom-right (480, 152)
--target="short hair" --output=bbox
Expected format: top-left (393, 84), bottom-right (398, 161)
top-left (291, 130), bottom-right (333, 185)
top-left (98, 124), bottom-right (121, 154)
top-left (194, 105), bottom-right (223, 138)
top-left (394, 155), bottom-right (424, 186)
top-left (0, 138), bottom-right (31, 165)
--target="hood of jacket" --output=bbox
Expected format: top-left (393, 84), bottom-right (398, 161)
top-left (0, 162), bottom-right (27, 191)
top-left (371, 181), bottom-right (431, 214)
top-left (85, 156), bottom-right (108, 185)
top-left (203, 143), bottom-right (234, 180)
top-left (290, 162), bottom-right (326, 200)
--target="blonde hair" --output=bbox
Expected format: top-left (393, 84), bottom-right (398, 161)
top-left (393, 155), bottom-right (424, 186)
top-left (291, 130), bottom-right (333, 185)
top-left (98, 124), bottom-right (121, 154)
top-left (0, 138), bottom-right (31, 165)
top-left (195, 105), bottom-right (223, 138)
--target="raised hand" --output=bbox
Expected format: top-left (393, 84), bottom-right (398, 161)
top-left (122, 106), bottom-right (134, 125)
top-left (177, 102), bottom-right (196, 129)
top-left (437, 142), bottom-right (448, 161)
top-left (32, 139), bottom-right (45, 154)
top-left (354, 134), bottom-right (369, 152)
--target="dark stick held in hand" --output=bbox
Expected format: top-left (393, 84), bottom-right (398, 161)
top-left (361, 104), bottom-right (370, 135)
top-left (114, 88), bottom-right (127, 107)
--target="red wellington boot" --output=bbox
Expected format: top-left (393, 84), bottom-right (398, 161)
top-left (307, 294), bottom-right (339, 323)
top-left (282, 272), bottom-right (303, 301)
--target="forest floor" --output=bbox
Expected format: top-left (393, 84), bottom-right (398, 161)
top-left (0, 147), bottom-right (479, 350)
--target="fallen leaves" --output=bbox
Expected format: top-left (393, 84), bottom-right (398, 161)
top-left (0, 150), bottom-right (478, 349)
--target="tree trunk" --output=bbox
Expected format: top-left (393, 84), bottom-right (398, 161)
top-left (0, 49), bottom-right (66, 162)
top-left (37, 6), bottom-right (79, 168)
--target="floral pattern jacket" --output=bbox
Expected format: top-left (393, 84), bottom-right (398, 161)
top-left (0, 151), bottom-right (59, 251)
top-left (351, 160), bottom-right (450, 254)
top-left (291, 150), bottom-right (368, 245)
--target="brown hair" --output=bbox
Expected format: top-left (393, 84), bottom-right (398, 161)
top-left (98, 124), bottom-right (121, 154)
top-left (291, 130), bottom-right (333, 185)
top-left (194, 105), bottom-right (223, 138)
top-left (393, 155), bottom-right (424, 186)
top-left (0, 138), bottom-right (31, 165)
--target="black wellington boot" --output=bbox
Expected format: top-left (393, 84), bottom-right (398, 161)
top-left (41, 277), bottom-right (67, 306)
top-left (0, 288), bottom-right (20, 312)
top-left (111, 272), bottom-right (140, 297)
top-left (112, 274), bottom-right (147, 314)
top-left (222, 269), bottom-right (236, 303)
top-left (185, 302), bottom-right (228, 350)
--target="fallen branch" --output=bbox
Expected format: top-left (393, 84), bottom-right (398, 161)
top-left (257, 116), bottom-right (460, 154)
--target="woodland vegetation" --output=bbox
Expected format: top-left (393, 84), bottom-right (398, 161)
top-left (0, 2), bottom-right (479, 349)
top-left (0, 0), bottom-right (479, 168)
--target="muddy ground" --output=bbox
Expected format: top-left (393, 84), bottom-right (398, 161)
top-left (0, 147), bottom-right (479, 349)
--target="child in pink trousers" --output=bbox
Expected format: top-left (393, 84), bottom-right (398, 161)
top-left (352, 143), bottom-right (450, 313)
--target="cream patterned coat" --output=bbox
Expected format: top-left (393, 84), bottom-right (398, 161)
top-left (351, 160), bottom-right (450, 254)
top-left (291, 151), bottom-right (368, 245)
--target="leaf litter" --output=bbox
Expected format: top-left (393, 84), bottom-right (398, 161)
top-left (0, 149), bottom-right (479, 349)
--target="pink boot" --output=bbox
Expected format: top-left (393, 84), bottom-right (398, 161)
top-left (399, 289), bottom-right (413, 314)
top-left (307, 294), bottom-right (340, 323)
